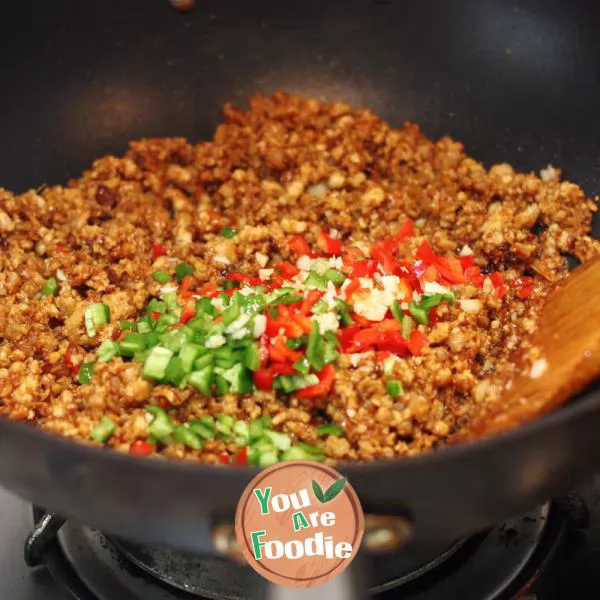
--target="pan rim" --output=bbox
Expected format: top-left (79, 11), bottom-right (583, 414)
top-left (1, 381), bottom-right (598, 478)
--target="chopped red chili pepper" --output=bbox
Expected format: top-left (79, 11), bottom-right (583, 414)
top-left (318, 231), bottom-right (343, 256)
top-left (226, 272), bottom-right (262, 286)
top-left (269, 337), bottom-right (303, 363)
top-left (300, 289), bottom-right (324, 315)
top-left (296, 364), bottom-right (336, 399)
top-left (151, 243), bottom-right (167, 259)
top-left (273, 261), bottom-right (300, 279)
top-left (253, 368), bottom-right (274, 390)
top-left (408, 330), bottom-right (427, 356)
top-left (64, 346), bottom-right (79, 374)
top-left (395, 219), bottom-right (415, 243)
top-left (490, 272), bottom-right (505, 299)
top-left (270, 362), bottom-right (298, 375)
top-left (346, 258), bottom-right (378, 278)
top-left (266, 316), bottom-right (304, 339)
top-left (235, 446), bottom-right (248, 466)
top-left (179, 275), bottom-right (193, 299)
top-left (180, 300), bottom-right (196, 324)
top-left (337, 324), bottom-right (361, 351)
top-left (218, 453), bottom-right (231, 464)
top-left (371, 238), bottom-right (400, 274)
top-left (416, 240), bottom-right (437, 264)
top-left (435, 256), bottom-right (466, 284)
top-left (150, 311), bottom-right (162, 320)
top-left (129, 440), bottom-right (155, 456)
top-left (289, 235), bottom-right (311, 256)
top-left (344, 279), bottom-right (363, 301)
top-left (258, 335), bottom-right (270, 367)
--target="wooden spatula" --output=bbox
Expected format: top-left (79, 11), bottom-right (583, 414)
top-left (466, 255), bottom-right (600, 439)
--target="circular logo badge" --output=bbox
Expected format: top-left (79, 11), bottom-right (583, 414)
top-left (235, 460), bottom-right (364, 588)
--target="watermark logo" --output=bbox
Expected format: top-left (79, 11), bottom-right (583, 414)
top-left (235, 460), bottom-right (364, 587)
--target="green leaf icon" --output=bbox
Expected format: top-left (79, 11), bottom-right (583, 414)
top-left (312, 479), bottom-right (325, 502)
top-left (312, 477), bottom-right (347, 503)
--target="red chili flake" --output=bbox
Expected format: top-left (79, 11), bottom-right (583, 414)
top-left (150, 311), bottom-right (161, 320)
top-left (152, 243), bottom-right (167, 259)
top-left (129, 440), bottom-right (155, 456)
top-left (218, 453), bottom-right (231, 464)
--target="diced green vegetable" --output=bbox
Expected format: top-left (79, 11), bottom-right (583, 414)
top-left (146, 405), bottom-right (175, 440)
top-left (276, 373), bottom-right (319, 394)
top-left (188, 366), bottom-right (214, 396)
top-left (119, 320), bottom-right (136, 330)
top-left (222, 303), bottom-right (240, 326)
top-left (401, 315), bottom-right (414, 339)
top-left (78, 361), bottom-right (95, 384)
top-left (317, 423), bottom-right (344, 437)
top-left (304, 272), bottom-right (328, 290)
top-left (293, 357), bottom-right (311, 374)
top-left (195, 297), bottom-right (217, 317)
top-left (306, 321), bottom-right (325, 371)
top-left (221, 227), bottom-right (237, 239)
top-left (258, 450), bottom-right (280, 468)
top-left (84, 303), bottom-right (111, 337)
top-left (383, 356), bottom-right (395, 376)
top-left (152, 271), bottom-right (170, 284)
top-left (174, 425), bottom-right (203, 449)
top-left (41, 277), bottom-right (58, 297)
top-left (188, 418), bottom-right (215, 440)
top-left (311, 300), bottom-right (329, 315)
top-left (221, 363), bottom-right (253, 394)
top-left (243, 342), bottom-right (262, 371)
top-left (265, 430), bottom-right (291, 452)
top-left (165, 356), bottom-right (186, 386)
top-left (97, 340), bottom-right (119, 363)
top-left (390, 300), bottom-right (403, 322)
top-left (90, 416), bottom-right (116, 443)
top-left (324, 268), bottom-right (346, 286)
top-left (147, 299), bottom-right (167, 315)
top-left (408, 302), bottom-right (428, 325)
top-left (386, 379), bottom-right (404, 397)
top-left (286, 335), bottom-right (307, 350)
top-left (233, 420), bottom-right (250, 445)
top-left (270, 293), bottom-right (303, 307)
top-left (142, 346), bottom-right (173, 381)
top-left (175, 262), bottom-right (194, 282)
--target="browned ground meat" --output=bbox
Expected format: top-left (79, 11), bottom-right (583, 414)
top-left (0, 91), bottom-right (598, 465)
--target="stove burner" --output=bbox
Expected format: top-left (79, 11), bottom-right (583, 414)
top-left (26, 502), bottom-right (568, 600)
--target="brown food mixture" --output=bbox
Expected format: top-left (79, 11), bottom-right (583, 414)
top-left (0, 92), bottom-right (598, 465)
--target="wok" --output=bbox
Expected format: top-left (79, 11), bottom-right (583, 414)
top-left (0, 0), bottom-right (599, 560)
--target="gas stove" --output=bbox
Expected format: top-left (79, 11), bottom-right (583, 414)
top-left (2, 477), bottom-right (600, 600)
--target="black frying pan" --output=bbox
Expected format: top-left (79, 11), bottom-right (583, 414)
top-left (0, 0), bottom-right (599, 556)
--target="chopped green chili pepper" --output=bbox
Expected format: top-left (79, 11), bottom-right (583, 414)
top-left (143, 346), bottom-right (174, 381)
top-left (146, 405), bottom-right (175, 440)
top-left (152, 271), bottom-right (170, 284)
top-left (270, 293), bottom-right (303, 307)
top-left (390, 300), bottom-right (403, 322)
top-left (195, 297), bottom-right (217, 317)
top-left (386, 379), bottom-right (404, 397)
top-left (221, 227), bottom-right (237, 239)
top-left (306, 321), bottom-right (325, 371)
top-left (408, 302), bottom-right (428, 325)
top-left (165, 356), bottom-right (186, 386)
top-left (264, 430), bottom-right (291, 452)
top-left (293, 357), bottom-right (311, 374)
top-left (97, 340), bottom-right (119, 363)
top-left (78, 361), bottom-right (95, 384)
top-left (84, 303), bottom-right (111, 337)
top-left (324, 268), bottom-right (346, 286)
top-left (188, 418), bottom-right (215, 440)
top-left (119, 320), bottom-right (136, 331)
top-left (304, 272), bottom-right (328, 290)
top-left (174, 425), bottom-right (203, 450)
top-left (175, 262), bottom-right (194, 282)
top-left (41, 277), bottom-right (58, 297)
top-left (317, 423), bottom-right (344, 437)
top-left (276, 373), bottom-right (319, 393)
top-left (243, 342), bottom-right (262, 371)
top-left (188, 366), bottom-right (214, 396)
top-left (401, 315), bottom-right (414, 339)
top-left (221, 303), bottom-right (240, 326)
top-left (286, 335), bottom-right (307, 350)
top-left (90, 416), bottom-right (116, 443)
